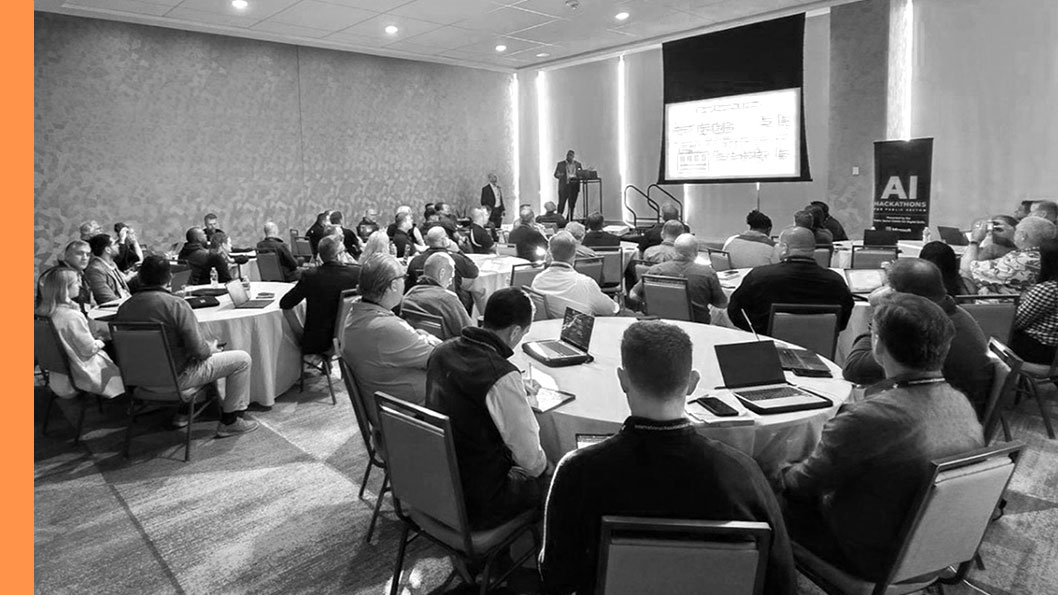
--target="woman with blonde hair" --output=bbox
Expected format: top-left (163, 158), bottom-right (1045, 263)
top-left (360, 229), bottom-right (395, 262)
top-left (36, 268), bottom-right (124, 398)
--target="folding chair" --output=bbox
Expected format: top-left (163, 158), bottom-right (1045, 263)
top-left (574, 256), bottom-right (605, 286)
top-left (522, 286), bottom-right (552, 321)
top-left (376, 392), bottom-right (540, 595)
top-left (642, 275), bottom-right (693, 321)
top-left (767, 304), bottom-right (842, 360)
top-left (850, 246), bottom-right (899, 269)
top-left (954, 295), bottom-right (1017, 344)
top-left (401, 306), bottom-right (445, 339)
top-left (594, 247), bottom-right (625, 299)
top-left (707, 249), bottom-right (733, 272)
top-left (982, 339), bottom-right (1022, 443)
top-left (255, 251), bottom-right (286, 282)
top-left (510, 262), bottom-right (545, 289)
top-left (293, 238), bottom-right (313, 260)
top-left (1006, 345), bottom-right (1058, 439)
top-left (109, 322), bottom-right (215, 462)
top-left (794, 442), bottom-right (1024, 595)
top-left (288, 288), bottom-right (359, 404)
top-left (812, 247), bottom-right (834, 268)
top-left (630, 259), bottom-right (653, 284)
top-left (34, 316), bottom-right (103, 444)
top-left (289, 228), bottom-right (300, 246)
top-left (598, 517), bottom-right (772, 595)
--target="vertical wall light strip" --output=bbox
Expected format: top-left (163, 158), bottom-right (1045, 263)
top-left (536, 71), bottom-right (550, 211)
top-left (902, 0), bottom-right (914, 140)
top-left (617, 55), bottom-right (628, 220)
top-left (510, 73), bottom-right (520, 202)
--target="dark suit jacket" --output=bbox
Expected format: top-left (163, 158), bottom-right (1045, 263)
top-left (553, 159), bottom-right (582, 185)
top-left (583, 229), bottom-right (622, 247)
top-left (536, 212), bottom-right (567, 229)
top-left (466, 224), bottom-right (494, 254)
top-left (480, 184), bottom-right (504, 218)
top-left (727, 257), bottom-right (854, 335)
top-left (340, 228), bottom-right (362, 259)
top-left (256, 237), bottom-right (300, 281)
top-left (279, 262), bottom-right (361, 354)
top-left (508, 225), bottom-right (549, 261)
top-left (637, 220), bottom-right (690, 253)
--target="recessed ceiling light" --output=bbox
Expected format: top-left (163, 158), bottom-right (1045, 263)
top-left (495, 44), bottom-right (507, 52)
top-left (536, 52), bottom-right (550, 58)
top-left (615, 11), bottom-right (630, 21)
top-left (384, 25), bottom-right (399, 35)
top-left (231, 0), bottom-right (248, 9)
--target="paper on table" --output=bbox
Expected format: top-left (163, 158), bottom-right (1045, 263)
top-left (533, 388), bottom-right (575, 413)
top-left (524, 363), bottom-right (558, 390)
top-left (685, 393), bottom-right (755, 427)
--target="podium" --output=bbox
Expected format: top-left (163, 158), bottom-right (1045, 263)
top-left (575, 177), bottom-right (603, 221)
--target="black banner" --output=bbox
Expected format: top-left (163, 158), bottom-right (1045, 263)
top-left (872, 138), bottom-right (933, 240)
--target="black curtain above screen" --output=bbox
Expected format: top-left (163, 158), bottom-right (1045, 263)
top-left (660, 14), bottom-right (811, 184)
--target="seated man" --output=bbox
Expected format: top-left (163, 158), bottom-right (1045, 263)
top-left (113, 222), bottom-right (143, 272)
top-left (535, 201), bottom-right (568, 230)
top-left (630, 233), bottom-right (727, 323)
top-left (401, 252), bottom-right (473, 339)
top-left (305, 212), bottom-right (330, 257)
top-left (642, 219), bottom-right (684, 263)
top-left (465, 206), bottom-right (495, 254)
top-left (637, 202), bottom-right (688, 253)
top-left (329, 211), bottom-right (362, 259)
top-left (406, 226), bottom-right (480, 313)
top-left (356, 208), bottom-right (380, 242)
top-left (541, 321), bottom-right (794, 595)
top-left (203, 213), bottom-right (224, 244)
top-left (184, 228), bottom-right (233, 285)
top-left (728, 226), bottom-right (853, 335)
top-left (279, 236), bottom-right (360, 356)
top-left (844, 258), bottom-right (992, 413)
top-left (425, 287), bottom-right (548, 530)
top-left (389, 211), bottom-right (422, 258)
top-left (256, 221), bottom-right (301, 282)
top-left (962, 215), bottom-right (1055, 294)
top-left (508, 207), bottom-right (549, 262)
top-left (115, 255), bottom-right (258, 437)
top-left (532, 232), bottom-right (619, 318)
top-left (343, 254), bottom-right (441, 405)
top-left (781, 293), bottom-right (984, 581)
top-left (84, 233), bottom-right (132, 304)
top-left (810, 200), bottom-right (848, 242)
top-left (176, 226), bottom-right (205, 261)
top-left (794, 207), bottom-right (833, 247)
top-left (582, 211), bottom-right (621, 247)
top-left (974, 215), bottom-right (1017, 261)
top-left (1031, 200), bottom-right (1058, 224)
top-left (36, 240), bottom-right (94, 312)
top-left (564, 221), bottom-right (596, 258)
top-left (424, 201), bottom-right (460, 241)
top-left (723, 209), bottom-right (776, 269)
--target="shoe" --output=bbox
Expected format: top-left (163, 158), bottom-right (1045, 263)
top-left (215, 417), bottom-right (259, 438)
top-left (171, 413), bottom-right (190, 429)
top-left (246, 402), bottom-right (272, 412)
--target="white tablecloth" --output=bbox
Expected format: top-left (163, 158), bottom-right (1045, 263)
top-left (466, 253), bottom-right (530, 316)
top-left (515, 318), bottom-right (851, 473)
top-left (831, 240), bottom-right (965, 268)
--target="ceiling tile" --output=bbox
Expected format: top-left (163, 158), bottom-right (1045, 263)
top-left (337, 13), bottom-right (442, 42)
top-left (322, 30), bottom-right (392, 48)
top-left (388, 0), bottom-right (499, 25)
top-left (173, 0), bottom-right (301, 21)
top-left (269, 1), bottom-right (378, 31)
top-left (251, 20), bottom-right (333, 38)
top-left (317, 0), bottom-right (414, 10)
top-left (62, 0), bottom-right (172, 17)
top-left (165, 6), bottom-right (260, 27)
top-left (457, 6), bottom-right (556, 34)
top-left (455, 35), bottom-right (544, 56)
top-left (385, 25), bottom-right (494, 52)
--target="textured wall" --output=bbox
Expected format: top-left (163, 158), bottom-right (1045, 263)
top-left (34, 13), bottom-right (513, 277)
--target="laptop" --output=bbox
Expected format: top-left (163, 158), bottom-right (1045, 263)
top-left (863, 229), bottom-right (899, 247)
top-left (225, 281), bottom-right (274, 309)
top-left (844, 268), bottom-right (887, 295)
top-left (714, 341), bottom-right (833, 414)
top-left (937, 226), bottom-right (969, 246)
top-left (522, 307), bottom-right (594, 367)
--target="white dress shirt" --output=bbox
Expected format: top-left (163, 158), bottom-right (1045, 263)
top-left (531, 262), bottom-right (619, 318)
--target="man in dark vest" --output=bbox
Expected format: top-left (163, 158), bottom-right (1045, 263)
top-left (425, 287), bottom-right (549, 529)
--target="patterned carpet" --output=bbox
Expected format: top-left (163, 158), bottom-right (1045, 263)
top-left (34, 372), bottom-right (1058, 594)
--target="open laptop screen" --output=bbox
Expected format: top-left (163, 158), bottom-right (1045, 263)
top-left (225, 281), bottom-right (248, 306)
top-left (715, 341), bottom-right (787, 388)
top-left (845, 269), bottom-right (886, 294)
top-left (559, 308), bottom-right (594, 352)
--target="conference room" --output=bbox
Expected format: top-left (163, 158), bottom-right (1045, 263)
top-left (33, 0), bottom-right (1058, 593)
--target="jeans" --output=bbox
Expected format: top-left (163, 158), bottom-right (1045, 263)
top-left (178, 350), bottom-right (252, 413)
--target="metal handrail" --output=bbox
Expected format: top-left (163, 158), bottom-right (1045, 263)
top-left (647, 184), bottom-right (683, 220)
top-left (623, 185), bottom-right (660, 228)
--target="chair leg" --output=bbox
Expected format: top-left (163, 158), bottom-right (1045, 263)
top-left (184, 405), bottom-right (194, 463)
top-left (1000, 414), bottom-right (1012, 442)
top-left (41, 391), bottom-right (56, 435)
top-left (123, 402), bottom-right (138, 459)
top-left (479, 553), bottom-right (494, 595)
top-left (324, 360), bottom-right (336, 405)
top-left (366, 473), bottom-right (389, 543)
top-left (358, 461), bottom-right (373, 500)
top-left (1029, 382), bottom-right (1056, 439)
top-left (389, 524), bottom-right (410, 595)
top-left (298, 358), bottom-right (305, 393)
top-left (73, 394), bottom-right (89, 445)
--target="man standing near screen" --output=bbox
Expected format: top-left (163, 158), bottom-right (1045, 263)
top-left (554, 149), bottom-right (582, 220)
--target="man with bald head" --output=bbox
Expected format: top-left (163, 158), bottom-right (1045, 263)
top-left (401, 252), bottom-right (474, 339)
top-left (844, 258), bottom-right (993, 413)
top-left (630, 233), bottom-right (727, 323)
top-left (536, 201), bottom-right (568, 230)
top-left (643, 219), bottom-right (686, 263)
top-left (466, 207), bottom-right (495, 254)
top-left (177, 227), bottom-right (207, 261)
top-left (406, 226), bottom-right (480, 313)
top-left (728, 226), bottom-right (853, 335)
top-left (962, 215), bottom-right (1056, 294)
top-left (564, 221), bottom-right (597, 258)
top-left (637, 202), bottom-right (689, 253)
top-left (532, 231), bottom-right (620, 318)
top-left (256, 221), bottom-right (301, 281)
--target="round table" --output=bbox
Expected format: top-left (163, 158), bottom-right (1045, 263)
top-left (514, 318), bottom-right (851, 473)
top-left (830, 240), bottom-right (966, 268)
top-left (91, 281), bottom-right (301, 406)
top-left (466, 253), bottom-right (530, 316)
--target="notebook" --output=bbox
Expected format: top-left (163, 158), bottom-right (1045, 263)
top-left (225, 281), bottom-right (273, 309)
top-left (522, 307), bottom-right (594, 367)
top-left (714, 341), bottom-right (833, 414)
top-left (937, 226), bottom-right (969, 246)
top-left (844, 268), bottom-right (887, 294)
top-left (863, 229), bottom-right (899, 247)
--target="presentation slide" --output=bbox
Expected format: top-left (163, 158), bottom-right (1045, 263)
top-left (664, 88), bottom-right (801, 181)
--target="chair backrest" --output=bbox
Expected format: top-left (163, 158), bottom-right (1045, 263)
top-left (850, 246), bottom-right (899, 269)
top-left (34, 315), bottom-right (72, 378)
top-left (954, 296), bottom-right (1017, 343)
top-left (289, 228), bottom-right (299, 245)
top-left (108, 322), bottom-right (183, 397)
top-left (522, 286), bottom-right (552, 321)
top-left (642, 275), bottom-right (693, 321)
top-left (374, 392), bottom-right (473, 551)
top-left (333, 288), bottom-right (360, 351)
top-left (983, 339), bottom-right (1023, 442)
top-left (767, 304), bottom-right (841, 359)
top-left (863, 229), bottom-right (899, 247)
top-left (574, 257), bottom-right (605, 285)
top-left (401, 305), bottom-right (445, 339)
top-left (630, 259), bottom-right (652, 283)
top-left (510, 263), bottom-right (545, 289)
top-left (497, 243), bottom-right (519, 257)
top-left (707, 249), bottom-right (733, 272)
top-left (594, 247), bottom-right (624, 287)
top-left (811, 247), bottom-right (833, 268)
top-left (884, 442), bottom-right (1023, 585)
top-left (256, 251), bottom-right (286, 282)
top-left (293, 238), bottom-right (313, 259)
top-left (170, 268), bottom-right (191, 292)
top-left (597, 517), bottom-right (771, 595)
top-left (334, 339), bottom-right (382, 460)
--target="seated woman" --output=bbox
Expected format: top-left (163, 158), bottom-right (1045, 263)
top-left (1011, 238), bottom-right (1058, 364)
top-left (359, 230), bottom-right (394, 262)
top-left (919, 241), bottom-right (971, 297)
top-left (36, 268), bottom-right (124, 398)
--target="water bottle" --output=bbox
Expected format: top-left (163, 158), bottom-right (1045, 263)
top-left (210, 268), bottom-right (219, 287)
top-left (921, 227), bottom-right (932, 243)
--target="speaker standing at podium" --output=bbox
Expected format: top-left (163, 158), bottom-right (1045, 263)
top-left (554, 149), bottom-right (583, 219)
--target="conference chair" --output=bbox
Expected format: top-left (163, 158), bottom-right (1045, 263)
top-left (597, 517), bottom-right (772, 595)
top-left (630, 259), bottom-right (652, 284)
top-left (522, 286), bottom-right (552, 321)
top-left (793, 442), bottom-right (1024, 595)
top-left (334, 340), bottom-right (389, 543)
top-left (642, 275), bottom-right (693, 321)
top-left (375, 392), bottom-right (540, 595)
top-left (707, 248), bottom-right (733, 272)
top-left (954, 295), bottom-right (1017, 344)
top-left (510, 262), bottom-right (545, 289)
top-left (289, 228), bottom-right (299, 246)
top-left (812, 247), bottom-right (834, 268)
top-left (289, 288), bottom-right (360, 405)
top-left (982, 339), bottom-right (1023, 443)
top-left (170, 267), bottom-right (191, 293)
top-left (594, 246), bottom-right (626, 299)
top-left (293, 237), bottom-right (313, 260)
top-left (497, 243), bottom-right (519, 257)
top-left (401, 305), bottom-right (445, 339)
top-left (989, 340), bottom-right (1058, 440)
top-left (850, 245), bottom-right (899, 269)
top-left (767, 304), bottom-right (842, 360)
top-left (574, 256), bottom-right (605, 286)
top-left (34, 316), bottom-right (105, 444)
top-left (109, 322), bottom-right (215, 462)
top-left (256, 251), bottom-right (286, 282)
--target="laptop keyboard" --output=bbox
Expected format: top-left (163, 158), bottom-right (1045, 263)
top-left (735, 386), bottom-right (805, 401)
top-left (547, 342), bottom-right (581, 357)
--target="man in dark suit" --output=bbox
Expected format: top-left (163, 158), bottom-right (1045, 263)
top-left (480, 173), bottom-right (505, 228)
top-left (279, 236), bottom-right (361, 356)
top-left (329, 211), bottom-right (362, 260)
top-left (256, 221), bottom-right (301, 282)
top-left (637, 202), bottom-right (688, 253)
top-left (582, 212), bottom-right (621, 247)
top-left (554, 149), bottom-right (582, 220)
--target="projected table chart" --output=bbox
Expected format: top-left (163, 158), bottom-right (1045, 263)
top-left (516, 318), bottom-right (851, 473)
